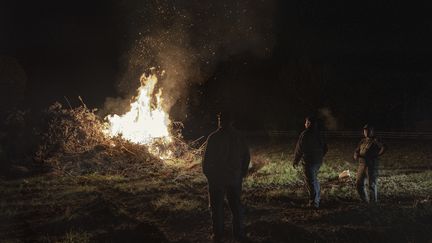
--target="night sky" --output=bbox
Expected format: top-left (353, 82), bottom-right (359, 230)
top-left (2, 0), bottom-right (432, 133)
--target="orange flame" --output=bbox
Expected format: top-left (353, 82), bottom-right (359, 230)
top-left (104, 72), bottom-right (172, 147)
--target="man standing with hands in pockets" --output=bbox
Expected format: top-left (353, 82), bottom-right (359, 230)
top-left (293, 116), bottom-right (328, 209)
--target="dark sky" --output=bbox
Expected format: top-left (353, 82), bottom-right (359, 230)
top-left (2, 0), bottom-right (432, 131)
top-left (2, 1), bottom-right (122, 107)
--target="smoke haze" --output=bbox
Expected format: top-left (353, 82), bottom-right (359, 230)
top-left (319, 107), bottom-right (339, 130)
top-left (103, 0), bottom-right (276, 120)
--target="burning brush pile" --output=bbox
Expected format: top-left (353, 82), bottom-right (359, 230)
top-left (34, 72), bottom-right (202, 177)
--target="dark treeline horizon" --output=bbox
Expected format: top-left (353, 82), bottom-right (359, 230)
top-left (2, 0), bottom-right (432, 133)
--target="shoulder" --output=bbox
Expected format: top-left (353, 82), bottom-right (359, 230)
top-left (373, 137), bottom-right (385, 145)
top-left (300, 129), bottom-right (309, 137)
top-left (230, 127), bottom-right (243, 137)
top-left (357, 138), bottom-right (366, 145)
top-left (206, 128), bottom-right (221, 141)
top-left (297, 130), bottom-right (308, 140)
top-left (226, 127), bottom-right (246, 143)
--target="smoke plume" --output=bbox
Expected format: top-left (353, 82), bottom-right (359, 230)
top-left (103, 0), bottom-right (276, 120)
top-left (319, 107), bottom-right (339, 130)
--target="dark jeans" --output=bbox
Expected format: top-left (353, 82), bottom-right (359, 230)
top-left (303, 162), bottom-right (322, 207)
top-left (356, 159), bottom-right (379, 203)
top-left (208, 182), bottom-right (244, 240)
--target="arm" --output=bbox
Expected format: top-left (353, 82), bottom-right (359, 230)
top-left (353, 140), bottom-right (361, 160)
top-left (376, 139), bottom-right (387, 156)
top-left (322, 134), bottom-right (328, 156)
top-left (323, 143), bottom-right (328, 157)
top-left (241, 143), bottom-right (251, 177)
top-left (293, 133), bottom-right (304, 166)
top-left (202, 137), bottom-right (214, 176)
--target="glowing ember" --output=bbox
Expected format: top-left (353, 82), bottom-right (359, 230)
top-left (104, 71), bottom-right (172, 146)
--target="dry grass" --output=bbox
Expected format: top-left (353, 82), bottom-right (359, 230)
top-left (1, 138), bottom-right (432, 242)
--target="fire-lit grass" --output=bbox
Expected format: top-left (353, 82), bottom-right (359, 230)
top-left (380, 171), bottom-right (432, 197)
top-left (151, 194), bottom-right (205, 212)
top-left (60, 230), bottom-right (92, 243)
top-left (243, 139), bottom-right (432, 202)
top-left (1, 139), bottom-right (432, 242)
top-left (244, 160), bottom-right (300, 188)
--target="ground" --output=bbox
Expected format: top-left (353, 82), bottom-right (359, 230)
top-left (1, 138), bottom-right (432, 242)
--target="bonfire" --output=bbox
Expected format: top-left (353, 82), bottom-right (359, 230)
top-left (34, 69), bottom-right (201, 176)
top-left (104, 70), bottom-right (174, 159)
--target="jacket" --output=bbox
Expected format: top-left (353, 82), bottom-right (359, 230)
top-left (354, 137), bottom-right (386, 160)
top-left (294, 128), bottom-right (328, 164)
top-left (202, 126), bottom-right (250, 185)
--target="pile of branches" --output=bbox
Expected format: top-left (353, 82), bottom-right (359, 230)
top-left (34, 102), bottom-right (203, 177)
top-left (35, 102), bottom-right (109, 158)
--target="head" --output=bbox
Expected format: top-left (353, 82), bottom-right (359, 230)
top-left (305, 116), bottom-right (317, 129)
top-left (363, 124), bottom-right (375, 138)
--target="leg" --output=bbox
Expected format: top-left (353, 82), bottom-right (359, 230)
top-left (367, 160), bottom-right (379, 203)
top-left (356, 160), bottom-right (369, 203)
top-left (208, 183), bottom-right (225, 240)
top-left (226, 184), bottom-right (244, 240)
top-left (311, 162), bottom-right (322, 207)
top-left (303, 162), bottom-right (321, 208)
top-left (303, 164), bottom-right (314, 205)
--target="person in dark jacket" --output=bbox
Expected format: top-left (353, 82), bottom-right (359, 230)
top-left (202, 112), bottom-right (250, 242)
top-left (293, 116), bottom-right (328, 209)
top-left (354, 124), bottom-right (386, 203)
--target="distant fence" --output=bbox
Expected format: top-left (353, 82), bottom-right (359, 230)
top-left (265, 131), bottom-right (432, 140)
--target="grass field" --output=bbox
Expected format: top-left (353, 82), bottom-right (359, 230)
top-left (1, 138), bottom-right (432, 242)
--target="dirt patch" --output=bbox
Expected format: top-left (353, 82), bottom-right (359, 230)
top-left (98, 222), bottom-right (168, 242)
top-left (35, 195), bottom-right (168, 242)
